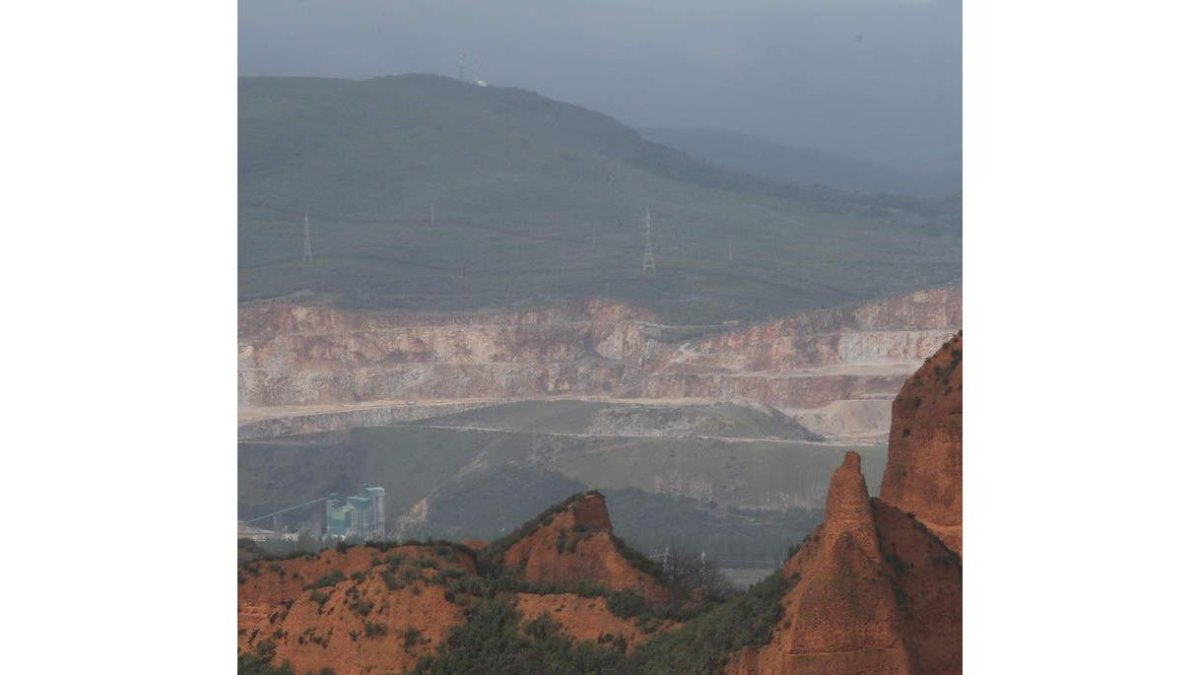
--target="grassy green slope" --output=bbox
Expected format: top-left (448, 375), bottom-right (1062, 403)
top-left (540, 437), bottom-right (885, 510)
top-left (238, 421), bottom-right (884, 557)
top-left (415, 400), bottom-right (822, 441)
top-left (641, 127), bottom-right (961, 198)
top-left (237, 427), bottom-right (486, 525)
top-left (239, 74), bottom-right (960, 323)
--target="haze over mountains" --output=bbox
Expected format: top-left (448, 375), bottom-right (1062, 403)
top-left (238, 0), bottom-right (962, 176)
top-left (235, 3), bottom-right (965, 672)
top-left (240, 74), bottom-right (959, 323)
top-left (641, 128), bottom-right (961, 197)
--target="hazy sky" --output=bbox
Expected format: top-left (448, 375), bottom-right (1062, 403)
top-left (239, 0), bottom-right (960, 172)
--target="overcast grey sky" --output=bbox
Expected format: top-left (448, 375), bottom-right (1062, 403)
top-left (239, 0), bottom-right (960, 173)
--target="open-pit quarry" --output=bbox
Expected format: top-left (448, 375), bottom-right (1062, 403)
top-left (239, 285), bottom-right (961, 444)
top-left (238, 285), bottom-right (960, 576)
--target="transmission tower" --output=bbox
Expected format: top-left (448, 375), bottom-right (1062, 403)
top-left (641, 208), bottom-right (656, 274)
top-left (458, 49), bottom-right (465, 82)
top-left (302, 212), bottom-right (314, 264)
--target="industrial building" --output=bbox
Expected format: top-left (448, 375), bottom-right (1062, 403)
top-left (325, 486), bottom-right (386, 540)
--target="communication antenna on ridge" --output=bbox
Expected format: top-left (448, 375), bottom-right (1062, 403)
top-left (641, 207), bottom-right (656, 274)
top-left (302, 212), bottom-right (314, 264)
top-left (458, 49), bottom-right (466, 82)
top-left (473, 57), bottom-right (487, 87)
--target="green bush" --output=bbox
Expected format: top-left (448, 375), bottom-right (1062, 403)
top-left (604, 590), bottom-right (650, 619)
top-left (623, 571), bottom-right (792, 675)
top-left (238, 640), bottom-right (294, 675)
top-left (236, 653), bottom-right (295, 675)
top-left (403, 627), bottom-right (423, 648)
top-left (405, 599), bottom-right (625, 675)
top-left (309, 570), bottom-right (345, 590)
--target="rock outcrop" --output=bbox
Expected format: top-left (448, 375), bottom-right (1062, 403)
top-left (880, 333), bottom-right (963, 553)
top-left (641, 287), bottom-right (961, 412)
top-left (238, 299), bottom-right (656, 408)
top-left (727, 453), bottom-right (916, 675)
top-left (726, 335), bottom-right (963, 674)
top-left (495, 491), bottom-right (672, 604)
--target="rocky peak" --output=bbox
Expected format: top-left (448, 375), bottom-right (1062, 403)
top-left (494, 492), bottom-right (670, 604)
top-left (821, 450), bottom-right (883, 563)
top-left (569, 491), bottom-right (613, 531)
top-left (741, 450), bottom-right (912, 675)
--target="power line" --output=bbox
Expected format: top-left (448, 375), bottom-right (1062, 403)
top-left (642, 207), bottom-right (656, 274)
top-left (302, 212), bottom-right (314, 264)
top-left (245, 496), bottom-right (328, 525)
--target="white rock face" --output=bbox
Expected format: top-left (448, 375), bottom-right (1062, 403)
top-left (238, 287), bottom-right (961, 441)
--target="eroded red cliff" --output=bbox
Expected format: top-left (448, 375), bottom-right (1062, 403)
top-left (726, 335), bottom-right (963, 675)
top-left (879, 332), bottom-right (963, 553)
top-left (727, 452), bottom-right (916, 675)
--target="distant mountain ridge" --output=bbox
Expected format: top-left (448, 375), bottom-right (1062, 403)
top-left (642, 127), bottom-right (961, 198)
top-left (239, 74), bottom-right (960, 323)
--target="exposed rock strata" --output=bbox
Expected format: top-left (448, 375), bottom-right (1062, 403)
top-left (239, 287), bottom-right (961, 440)
top-left (236, 400), bottom-right (499, 440)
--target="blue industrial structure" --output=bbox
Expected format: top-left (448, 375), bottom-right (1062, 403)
top-left (325, 486), bottom-right (386, 539)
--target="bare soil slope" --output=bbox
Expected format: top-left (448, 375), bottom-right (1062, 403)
top-left (238, 538), bottom-right (667, 674)
top-left (238, 545), bottom-right (474, 675)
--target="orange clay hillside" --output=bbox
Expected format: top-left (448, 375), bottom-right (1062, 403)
top-left (726, 334), bottom-right (963, 675)
top-left (237, 545), bottom-right (474, 675)
top-left (238, 492), bottom-right (677, 675)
